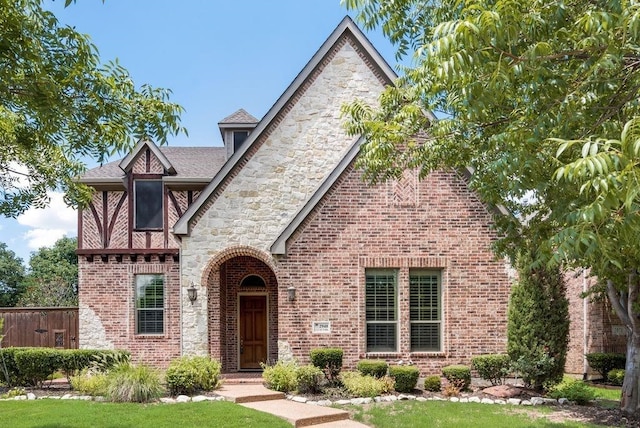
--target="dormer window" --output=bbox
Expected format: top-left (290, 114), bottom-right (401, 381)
top-left (233, 131), bottom-right (249, 151)
top-left (134, 180), bottom-right (163, 229)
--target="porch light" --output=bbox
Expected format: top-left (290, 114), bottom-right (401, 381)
top-left (287, 286), bottom-right (296, 302)
top-left (187, 282), bottom-right (198, 303)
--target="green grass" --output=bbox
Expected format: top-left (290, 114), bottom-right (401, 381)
top-left (588, 384), bottom-right (622, 401)
top-left (1, 400), bottom-right (290, 428)
top-left (351, 401), bottom-right (609, 428)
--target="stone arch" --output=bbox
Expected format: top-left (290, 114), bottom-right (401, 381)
top-left (200, 245), bottom-right (278, 285)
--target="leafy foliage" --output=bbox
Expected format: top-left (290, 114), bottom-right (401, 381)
top-left (0, 0), bottom-right (186, 217)
top-left (296, 364), bottom-right (324, 394)
top-left (19, 237), bottom-right (78, 307)
top-left (0, 243), bottom-right (25, 306)
top-left (340, 371), bottom-right (394, 397)
top-left (310, 348), bottom-right (343, 385)
top-left (507, 257), bottom-right (569, 390)
top-left (69, 368), bottom-right (108, 396)
top-left (608, 369), bottom-right (625, 386)
top-left (261, 360), bottom-right (299, 393)
top-left (423, 375), bottom-right (441, 392)
top-left (586, 353), bottom-right (626, 380)
top-left (548, 378), bottom-right (596, 405)
top-left (388, 365), bottom-right (419, 393)
top-left (471, 354), bottom-right (511, 386)
top-left (341, 0), bottom-right (640, 412)
top-left (165, 356), bottom-right (221, 396)
top-left (13, 347), bottom-right (60, 387)
top-left (356, 359), bottom-right (388, 378)
top-left (441, 365), bottom-right (470, 391)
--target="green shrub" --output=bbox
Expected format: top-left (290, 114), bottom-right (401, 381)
top-left (261, 360), bottom-right (298, 393)
top-left (442, 365), bottom-right (471, 391)
top-left (165, 356), bottom-right (221, 396)
top-left (310, 348), bottom-right (343, 384)
top-left (388, 365), bottom-right (419, 393)
top-left (0, 348), bottom-right (25, 386)
top-left (356, 359), bottom-right (388, 378)
top-left (423, 375), bottom-right (441, 392)
top-left (586, 353), bottom-right (626, 380)
top-left (341, 371), bottom-right (393, 397)
top-left (607, 368), bottom-right (625, 386)
top-left (69, 369), bottom-right (108, 396)
top-left (296, 364), bottom-right (323, 394)
top-left (548, 379), bottom-right (596, 405)
top-left (507, 258), bottom-right (569, 390)
top-left (105, 363), bottom-right (163, 403)
top-left (471, 354), bottom-right (511, 386)
top-left (14, 348), bottom-right (61, 387)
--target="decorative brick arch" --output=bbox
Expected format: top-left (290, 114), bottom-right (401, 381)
top-left (203, 245), bottom-right (279, 372)
top-left (201, 245), bottom-right (278, 285)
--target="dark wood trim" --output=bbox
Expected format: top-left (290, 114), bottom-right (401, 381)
top-left (145, 231), bottom-right (151, 248)
top-left (168, 190), bottom-right (183, 218)
top-left (145, 148), bottom-right (150, 173)
top-left (77, 207), bottom-right (83, 250)
top-left (164, 186), bottom-right (169, 248)
top-left (128, 175), bottom-right (133, 249)
top-left (88, 201), bottom-right (103, 241)
top-left (187, 190), bottom-right (193, 206)
top-left (102, 191), bottom-right (108, 248)
top-left (77, 248), bottom-right (179, 255)
top-left (107, 192), bottom-right (127, 247)
top-left (131, 174), bottom-right (164, 180)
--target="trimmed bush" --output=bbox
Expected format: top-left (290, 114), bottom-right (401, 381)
top-left (586, 353), bottom-right (626, 380)
top-left (261, 360), bottom-right (298, 393)
top-left (310, 348), bottom-right (343, 384)
top-left (357, 359), bottom-right (388, 378)
top-left (471, 354), bottom-right (511, 386)
top-left (548, 379), bottom-right (595, 405)
top-left (388, 365), bottom-right (419, 393)
top-left (14, 348), bottom-right (61, 387)
top-left (0, 348), bottom-right (26, 386)
top-left (341, 371), bottom-right (393, 397)
top-left (296, 364), bottom-right (323, 394)
top-left (442, 365), bottom-right (471, 391)
top-left (106, 363), bottom-right (163, 403)
top-left (166, 356), bottom-right (222, 396)
top-left (423, 375), bottom-right (441, 392)
top-left (608, 368), bottom-right (625, 386)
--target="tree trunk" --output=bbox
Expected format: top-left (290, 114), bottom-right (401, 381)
top-left (621, 333), bottom-right (640, 413)
top-left (606, 278), bottom-right (640, 414)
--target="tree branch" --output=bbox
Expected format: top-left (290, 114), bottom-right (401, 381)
top-left (607, 279), bottom-right (633, 329)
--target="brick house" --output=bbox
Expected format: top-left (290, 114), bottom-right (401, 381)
top-left (77, 17), bottom-right (519, 372)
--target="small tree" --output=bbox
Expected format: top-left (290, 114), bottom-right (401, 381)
top-left (507, 254), bottom-right (569, 390)
top-left (0, 243), bottom-right (25, 306)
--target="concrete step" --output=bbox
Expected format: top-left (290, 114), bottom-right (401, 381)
top-left (216, 384), bottom-right (284, 403)
top-left (312, 420), bottom-right (370, 428)
top-left (241, 399), bottom-right (350, 427)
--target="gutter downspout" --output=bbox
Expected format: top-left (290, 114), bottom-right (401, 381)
top-left (583, 270), bottom-right (589, 380)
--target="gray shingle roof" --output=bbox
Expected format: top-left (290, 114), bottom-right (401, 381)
top-left (81, 146), bottom-right (226, 181)
top-left (218, 108), bottom-right (259, 125)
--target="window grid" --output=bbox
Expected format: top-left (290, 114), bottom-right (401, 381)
top-left (409, 271), bottom-right (441, 352)
top-left (365, 270), bottom-right (397, 352)
top-left (136, 274), bottom-right (164, 335)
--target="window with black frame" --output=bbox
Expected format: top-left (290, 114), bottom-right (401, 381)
top-left (134, 180), bottom-right (163, 229)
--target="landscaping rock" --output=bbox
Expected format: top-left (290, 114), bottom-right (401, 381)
top-left (192, 395), bottom-right (207, 402)
top-left (531, 397), bottom-right (545, 406)
top-left (521, 400), bottom-right (532, 406)
top-left (450, 397), bottom-right (459, 402)
top-left (351, 398), bottom-right (365, 405)
top-left (468, 397), bottom-right (481, 403)
top-left (336, 399), bottom-right (351, 405)
top-left (318, 399), bottom-right (332, 406)
top-left (292, 396), bottom-right (307, 403)
top-left (27, 393), bottom-right (36, 400)
top-left (61, 394), bottom-right (72, 400)
top-left (507, 398), bottom-right (521, 405)
top-left (416, 397), bottom-right (427, 402)
top-left (176, 395), bottom-right (190, 403)
top-left (481, 398), bottom-right (495, 404)
top-left (482, 385), bottom-right (522, 398)
top-left (495, 399), bottom-right (506, 405)
top-left (558, 398), bottom-right (569, 405)
top-left (543, 398), bottom-right (558, 405)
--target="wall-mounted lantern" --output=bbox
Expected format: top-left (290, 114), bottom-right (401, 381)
top-left (187, 282), bottom-right (198, 304)
top-left (287, 286), bottom-right (296, 302)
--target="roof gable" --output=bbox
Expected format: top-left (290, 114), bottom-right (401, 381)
top-left (118, 139), bottom-right (175, 175)
top-left (173, 16), bottom-right (397, 236)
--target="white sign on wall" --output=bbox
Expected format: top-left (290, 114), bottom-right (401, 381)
top-left (312, 321), bottom-right (331, 334)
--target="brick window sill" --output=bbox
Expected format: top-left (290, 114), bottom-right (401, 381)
top-left (365, 352), bottom-right (401, 359)
top-left (409, 352), bottom-right (446, 358)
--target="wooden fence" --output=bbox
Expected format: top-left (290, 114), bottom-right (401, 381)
top-left (0, 307), bottom-right (78, 349)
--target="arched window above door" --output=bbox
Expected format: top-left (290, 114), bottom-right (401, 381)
top-left (240, 274), bottom-right (266, 288)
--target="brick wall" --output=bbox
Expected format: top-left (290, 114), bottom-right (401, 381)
top-left (78, 254), bottom-right (182, 368)
top-left (276, 166), bottom-right (513, 375)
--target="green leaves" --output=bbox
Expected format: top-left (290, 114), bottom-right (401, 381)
top-left (0, 0), bottom-right (186, 216)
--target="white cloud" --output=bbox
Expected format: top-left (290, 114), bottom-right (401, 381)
top-left (17, 192), bottom-right (77, 250)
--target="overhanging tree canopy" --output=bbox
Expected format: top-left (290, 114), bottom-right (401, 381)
top-left (342, 0), bottom-right (640, 414)
top-left (0, 0), bottom-right (186, 217)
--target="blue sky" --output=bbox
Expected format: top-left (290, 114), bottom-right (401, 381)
top-left (0, 0), bottom-right (401, 264)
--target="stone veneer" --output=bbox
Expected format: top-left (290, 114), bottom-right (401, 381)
top-left (180, 38), bottom-right (387, 356)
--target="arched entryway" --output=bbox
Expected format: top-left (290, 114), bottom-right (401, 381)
top-left (204, 247), bottom-right (279, 372)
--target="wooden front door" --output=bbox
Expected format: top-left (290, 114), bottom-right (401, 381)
top-left (239, 295), bottom-right (268, 370)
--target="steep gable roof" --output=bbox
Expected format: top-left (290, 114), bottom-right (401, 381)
top-left (119, 139), bottom-right (175, 174)
top-left (218, 108), bottom-right (259, 125)
top-left (173, 16), bottom-right (397, 236)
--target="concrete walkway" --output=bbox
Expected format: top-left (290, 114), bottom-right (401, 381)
top-left (216, 384), bottom-right (369, 427)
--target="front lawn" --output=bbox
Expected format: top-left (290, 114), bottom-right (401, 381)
top-left (350, 401), bottom-right (620, 428)
top-left (1, 400), bottom-right (290, 428)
